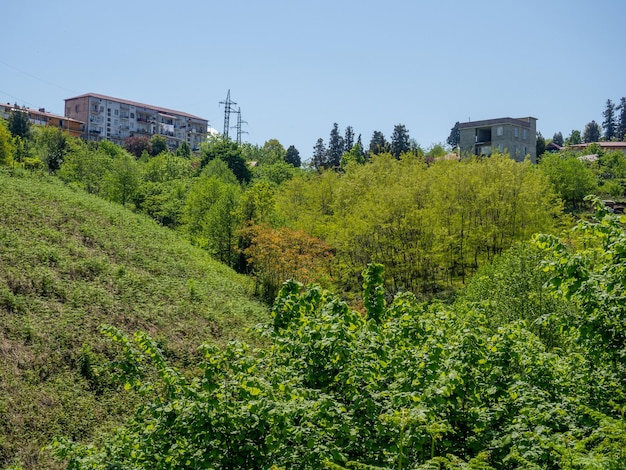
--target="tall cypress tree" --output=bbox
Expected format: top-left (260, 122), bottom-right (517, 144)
top-left (390, 124), bottom-right (410, 159)
top-left (616, 97), bottom-right (626, 141)
top-left (344, 126), bottom-right (355, 153)
top-left (602, 99), bottom-right (617, 141)
top-left (327, 123), bottom-right (344, 169)
top-left (312, 138), bottom-right (328, 171)
top-left (368, 131), bottom-right (388, 156)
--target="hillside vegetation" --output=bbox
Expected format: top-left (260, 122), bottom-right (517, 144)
top-left (51, 204), bottom-right (626, 468)
top-left (0, 170), bottom-right (268, 468)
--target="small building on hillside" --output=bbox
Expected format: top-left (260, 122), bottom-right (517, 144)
top-left (0, 103), bottom-right (85, 137)
top-left (458, 116), bottom-right (538, 163)
top-left (567, 142), bottom-right (626, 154)
top-left (545, 142), bottom-right (563, 153)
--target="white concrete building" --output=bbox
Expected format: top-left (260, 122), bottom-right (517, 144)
top-left (64, 93), bottom-right (208, 151)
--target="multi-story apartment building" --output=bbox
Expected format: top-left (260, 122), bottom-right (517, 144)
top-left (458, 116), bottom-right (537, 163)
top-left (0, 103), bottom-right (85, 137)
top-left (64, 93), bottom-right (209, 150)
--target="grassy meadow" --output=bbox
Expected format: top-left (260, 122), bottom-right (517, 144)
top-left (0, 169), bottom-right (268, 468)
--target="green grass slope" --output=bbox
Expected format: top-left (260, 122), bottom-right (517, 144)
top-left (0, 170), bottom-right (268, 468)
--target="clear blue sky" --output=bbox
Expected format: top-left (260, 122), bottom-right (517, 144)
top-left (2, 0), bottom-right (625, 160)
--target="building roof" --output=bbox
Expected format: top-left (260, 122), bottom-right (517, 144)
top-left (458, 117), bottom-right (537, 129)
top-left (567, 142), bottom-right (626, 151)
top-left (546, 142), bottom-right (563, 151)
top-left (64, 93), bottom-right (207, 121)
top-left (1, 102), bottom-right (83, 124)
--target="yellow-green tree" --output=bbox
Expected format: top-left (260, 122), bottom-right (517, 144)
top-left (0, 120), bottom-right (15, 166)
top-left (276, 153), bottom-right (562, 295)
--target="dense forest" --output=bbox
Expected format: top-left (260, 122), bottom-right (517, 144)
top-left (1, 107), bottom-right (626, 468)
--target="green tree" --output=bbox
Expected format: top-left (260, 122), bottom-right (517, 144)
top-left (183, 175), bottom-right (242, 266)
top-left (425, 143), bottom-right (446, 159)
top-left (0, 119), bottom-right (16, 166)
top-left (552, 131), bottom-right (564, 146)
top-left (539, 152), bottom-right (598, 209)
top-left (583, 120), bottom-right (601, 143)
top-left (200, 136), bottom-right (251, 183)
top-left (285, 145), bottom-right (301, 167)
top-left (368, 130), bottom-right (388, 156)
top-left (616, 96), bottom-right (626, 141)
top-left (149, 134), bottom-right (168, 156)
top-left (446, 121), bottom-right (460, 148)
top-left (253, 160), bottom-right (295, 186)
top-left (12, 134), bottom-right (31, 163)
top-left (602, 98), bottom-right (617, 141)
top-left (176, 141), bottom-right (191, 158)
top-left (259, 139), bottom-right (286, 165)
top-left (200, 157), bottom-right (239, 184)
top-left (344, 126), bottom-right (355, 152)
top-left (58, 140), bottom-right (112, 194)
top-left (103, 152), bottom-right (141, 206)
top-left (391, 124), bottom-right (410, 159)
top-left (239, 180), bottom-right (276, 225)
top-left (142, 152), bottom-right (193, 183)
top-left (327, 123), bottom-right (344, 169)
top-left (311, 137), bottom-right (328, 171)
top-left (340, 141), bottom-right (365, 168)
top-left (35, 126), bottom-right (68, 173)
top-left (536, 131), bottom-right (546, 160)
top-left (565, 129), bottom-right (582, 145)
top-left (456, 241), bottom-right (571, 348)
top-left (7, 105), bottom-right (31, 140)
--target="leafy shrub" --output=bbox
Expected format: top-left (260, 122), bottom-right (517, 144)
top-left (50, 260), bottom-right (626, 468)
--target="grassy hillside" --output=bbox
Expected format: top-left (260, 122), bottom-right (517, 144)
top-left (0, 170), bottom-right (268, 468)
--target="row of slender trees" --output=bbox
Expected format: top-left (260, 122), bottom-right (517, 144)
top-left (311, 123), bottom-right (438, 170)
top-left (549, 96), bottom-right (626, 146)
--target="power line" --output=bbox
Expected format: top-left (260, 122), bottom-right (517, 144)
top-left (0, 89), bottom-right (38, 108)
top-left (0, 59), bottom-right (78, 95)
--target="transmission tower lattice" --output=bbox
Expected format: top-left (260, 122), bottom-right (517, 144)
top-left (232, 107), bottom-right (248, 144)
top-left (219, 90), bottom-right (237, 139)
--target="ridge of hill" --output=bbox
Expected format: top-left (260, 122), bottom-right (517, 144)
top-left (0, 170), bottom-right (268, 468)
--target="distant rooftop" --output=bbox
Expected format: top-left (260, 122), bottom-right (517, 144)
top-left (459, 117), bottom-right (537, 129)
top-left (65, 92), bottom-right (206, 121)
top-left (1, 102), bottom-right (83, 124)
top-left (567, 142), bottom-right (626, 151)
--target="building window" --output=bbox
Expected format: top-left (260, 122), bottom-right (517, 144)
top-left (522, 129), bottom-right (528, 139)
top-left (496, 126), bottom-right (503, 136)
top-left (130, 112), bottom-right (134, 119)
top-left (114, 109), bottom-right (119, 116)
top-left (75, 105), bottom-right (79, 112)
top-left (498, 144), bottom-right (504, 152)
top-left (514, 127), bottom-right (519, 138)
